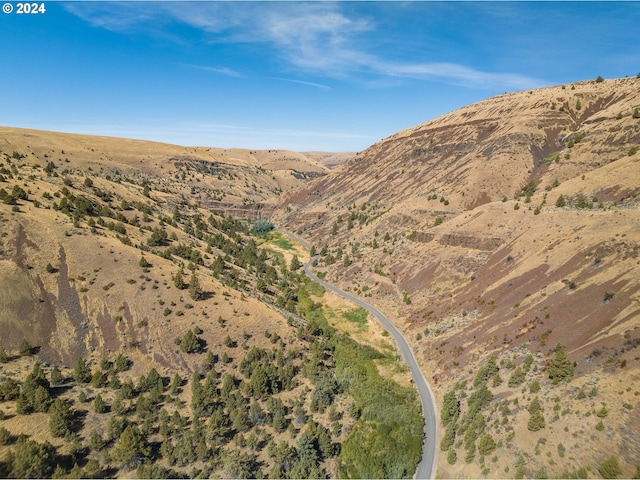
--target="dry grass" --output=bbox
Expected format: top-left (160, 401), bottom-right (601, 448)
top-left (272, 77), bottom-right (640, 477)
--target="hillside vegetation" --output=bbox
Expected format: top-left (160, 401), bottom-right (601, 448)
top-left (274, 76), bottom-right (640, 477)
top-left (0, 132), bottom-right (420, 478)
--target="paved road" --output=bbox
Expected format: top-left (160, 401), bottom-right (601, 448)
top-left (280, 230), bottom-right (437, 479)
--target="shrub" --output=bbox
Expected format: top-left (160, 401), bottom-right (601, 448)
top-left (0, 426), bottom-right (11, 445)
top-left (179, 330), bottom-right (202, 354)
top-left (574, 193), bottom-right (593, 209)
top-left (19, 339), bottom-right (33, 356)
top-left (478, 433), bottom-right (496, 455)
top-left (598, 455), bottom-right (621, 479)
top-left (555, 195), bottom-right (566, 207)
top-left (596, 76), bottom-right (604, 83)
top-left (527, 410), bottom-right (546, 431)
top-left (447, 448), bottom-right (457, 465)
top-left (508, 367), bottom-right (526, 387)
top-left (139, 256), bottom-right (151, 268)
top-left (251, 219), bottom-right (274, 236)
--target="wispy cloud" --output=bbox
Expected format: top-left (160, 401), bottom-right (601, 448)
top-left (182, 64), bottom-right (246, 79)
top-left (65, 2), bottom-right (547, 91)
top-left (375, 61), bottom-right (550, 90)
top-left (274, 78), bottom-right (332, 91)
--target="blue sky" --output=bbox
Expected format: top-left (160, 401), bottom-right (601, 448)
top-left (2, 2), bottom-right (639, 152)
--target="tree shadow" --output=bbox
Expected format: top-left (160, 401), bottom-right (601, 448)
top-left (71, 408), bottom-right (88, 434)
top-left (199, 291), bottom-right (215, 301)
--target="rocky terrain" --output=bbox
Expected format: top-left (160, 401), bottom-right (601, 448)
top-left (0, 126), bottom-right (422, 478)
top-left (274, 76), bottom-right (640, 478)
top-left (0, 75), bottom-right (639, 478)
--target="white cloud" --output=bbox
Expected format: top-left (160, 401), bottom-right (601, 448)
top-left (375, 61), bottom-right (550, 90)
top-left (182, 64), bottom-right (246, 79)
top-left (274, 78), bottom-right (332, 91)
top-left (65, 2), bottom-right (548, 91)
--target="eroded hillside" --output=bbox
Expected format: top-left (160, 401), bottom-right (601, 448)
top-left (0, 127), bottom-right (329, 219)
top-left (0, 129), bottom-right (423, 478)
top-left (274, 77), bottom-right (640, 477)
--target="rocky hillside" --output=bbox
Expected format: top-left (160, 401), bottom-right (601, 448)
top-left (274, 76), bottom-right (640, 477)
top-left (0, 126), bottom-right (424, 479)
top-left (0, 127), bottom-right (329, 219)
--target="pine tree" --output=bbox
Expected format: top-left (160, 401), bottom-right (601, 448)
top-left (111, 425), bottom-right (151, 469)
top-left (49, 398), bottom-right (73, 437)
top-left (528, 397), bottom-right (543, 415)
top-left (18, 339), bottom-right (32, 356)
top-left (21, 363), bottom-right (51, 413)
top-left (180, 330), bottom-right (201, 354)
top-left (9, 437), bottom-right (56, 478)
top-left (93, 394), bottom-right (107, 414)
top-left (173, 267), bottom-right (185, 290)
top-left (548, 343), bottom-right (574, 384)
top-left (290, 255), bottom-right (302, 271)
top-left (440, 389), bottom-right (460, 426)
top-left (50, 366), bottom-right (63, 386)
top-left (188, 272), bottom-right (202, 300)
top-left (73, 358), bottom-right (92, 383)
top-left (527, 410), bottom-right (546, 431)
top-left (478, 433), bottom-right (497, 455)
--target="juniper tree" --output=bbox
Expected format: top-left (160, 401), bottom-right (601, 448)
top-left (111, 425), bottom-right (151, 470)
top-left (73, 357), bottom-right (92, 383)
top-left (49, 398), bottom-right (74, 437)
top-left (548, 343), bottom-right (574, 384)
top-left (188, 272), bottom-right (202, 300)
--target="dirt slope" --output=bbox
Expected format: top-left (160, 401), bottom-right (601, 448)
top-left (0, 126), bottom-right (328, 218)
top-left (273, 76), bottom-right (640, 477)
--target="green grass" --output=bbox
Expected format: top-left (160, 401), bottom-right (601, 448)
top-left (266, 231), bottom-right (295, 250)
top-left (343, 307), bottom-right (368, 325)
top-left (542, 151), bottom-right (561, 165)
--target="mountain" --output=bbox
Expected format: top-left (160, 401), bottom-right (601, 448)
top-left (302, 151), bottom-right (355, 170)
top-left (273, 76), bottom-right (640, 478)
top-left (0, 126), bottom-right (423, 478)
top-left (0, 127), bottom-right (329, 218)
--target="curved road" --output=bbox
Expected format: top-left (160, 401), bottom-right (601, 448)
top-left (281, 230), bottom-right (437, 479)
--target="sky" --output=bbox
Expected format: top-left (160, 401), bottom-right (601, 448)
top-left (1, 1), bottom-right (639, 152)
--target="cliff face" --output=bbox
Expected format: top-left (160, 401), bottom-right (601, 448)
top-left (273, 77), bottom-right (640, 477)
